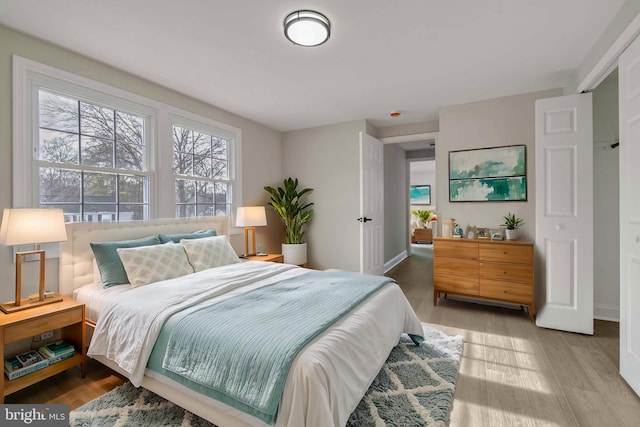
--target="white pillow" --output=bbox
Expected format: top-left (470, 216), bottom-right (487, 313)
top-left (181, 235), bottom-right (241, 272)
top-left (116, 242), bottom-right (194, 288)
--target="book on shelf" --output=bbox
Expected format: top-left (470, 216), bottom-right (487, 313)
top-left (37, 348), bottom-right (75, 365)
top-left (39, 341), bottom-right (75, 359)
top-left (4, 350), bottom-right (49, 381)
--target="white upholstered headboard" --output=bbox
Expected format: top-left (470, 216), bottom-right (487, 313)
top-left (59, 216), bottom-right (229, 297)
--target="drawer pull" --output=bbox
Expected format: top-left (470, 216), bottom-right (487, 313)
top-left (504, 251), bottom-right (507, 254)
top-left (503, 271), bottom-right (507, 274)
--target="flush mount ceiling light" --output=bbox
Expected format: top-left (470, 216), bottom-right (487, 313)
top-left (284, 10), bottom-right (331, 47)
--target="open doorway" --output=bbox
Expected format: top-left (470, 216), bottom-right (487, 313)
top-left (409, 160), bottom-right (436, 247)
top-left (592, 68), bottom-right (620, 322)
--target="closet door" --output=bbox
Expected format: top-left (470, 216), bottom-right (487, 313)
top-left (618, 34), bottom-right (640, 397)
top-left (534, 93), bottom-right (594, 334)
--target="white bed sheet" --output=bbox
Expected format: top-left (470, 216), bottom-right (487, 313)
top-left (72, 281), bottom-right (132, 323)
top-left (85, 261), bottom-right (423, 427)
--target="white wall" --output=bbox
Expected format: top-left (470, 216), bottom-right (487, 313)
top-left (383, 143), bottom-right (408, 266)
top-left (436, 89), bottom-right (562, 241)
top-left (593, 69), bottom-right (620, 321)
top-left (281, 120), bottom-right (367, 271)
top-left (0, 24), bottom-right (283, 302)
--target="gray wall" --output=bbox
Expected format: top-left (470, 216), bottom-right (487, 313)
top-left (436, 89), bottom-right (562, 241)
top-left (383, 143), bottom-right (408, 266)
top-left (281, 120), bottom-right (367, 271)
top-left (0, 24), bottom-right (283, 302)
top-left (593, 69), bottom-right (620, 321)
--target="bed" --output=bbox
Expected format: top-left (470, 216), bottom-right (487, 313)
top-left (59, 217), bottom-right (424, 427)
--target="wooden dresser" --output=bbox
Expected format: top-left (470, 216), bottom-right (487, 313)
top-left (433, 237), bottom-right (535, 322)
top-left (412, 227), bottom-right (433, 244)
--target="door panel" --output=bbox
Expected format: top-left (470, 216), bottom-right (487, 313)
top-left (619, 33), bottom-right (640, 396)
top-left (360, 132), bottom-right (384, 275)
top-left (535, 93), bottom-right (593, 334)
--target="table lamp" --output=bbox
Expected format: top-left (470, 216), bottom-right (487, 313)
top-left (0, 208), bottom-right (67, 313)
top-left (235, 206), bottom-right (267, 257)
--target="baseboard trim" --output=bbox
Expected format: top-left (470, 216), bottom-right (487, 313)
top-left (594, 304), bottom-right (620, 322)
top-left (384, 250), bottom-right (408, 273)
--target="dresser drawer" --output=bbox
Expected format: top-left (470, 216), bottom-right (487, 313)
top-left (434, 257), bottom-right (478, 277)
top-left (435, 274), bottom-right (479, 295)
top-left (480, 279), bottom-right (532, 304)
top-left (434, 240), bottom-right (478, 260)
top-left (479, 243), bottom-right (533, 264)
top-left (479, 261), bottom-right (533, 283)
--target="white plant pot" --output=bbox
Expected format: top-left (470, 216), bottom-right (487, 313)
top-left (505, 229), bottom-right (518, 240)
top-left (282, 243), bottom-right (307, 265)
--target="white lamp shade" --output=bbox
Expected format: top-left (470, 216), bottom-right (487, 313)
top-left (235, 206), bottom-right (267, 227)
top-left (0, 208), bottom-right (68, 246)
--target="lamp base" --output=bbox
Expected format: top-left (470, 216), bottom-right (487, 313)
top-left (0, 295), bottom-right (63, 314)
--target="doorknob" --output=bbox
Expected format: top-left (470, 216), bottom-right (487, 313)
top-left (357, 217), bottom-right (372, 223)
top-left (555, 224), bottom-right (564, 231)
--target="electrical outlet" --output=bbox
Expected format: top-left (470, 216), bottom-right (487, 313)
top-left (41, 331), bottom-right (53, 340)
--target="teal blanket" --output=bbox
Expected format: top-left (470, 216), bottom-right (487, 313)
top-left (162, 270), bottom-right (394, 424)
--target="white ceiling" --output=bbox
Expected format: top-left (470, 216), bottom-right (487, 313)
top-left (0, 1), bottom-right (625, 132)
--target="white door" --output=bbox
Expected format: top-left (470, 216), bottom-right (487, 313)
top-left (360, 132), bottom-right (384, 275)
top-left (618, 35), bottom-right (640, 396)
top-left (535, 93), bottom-right (594, 334)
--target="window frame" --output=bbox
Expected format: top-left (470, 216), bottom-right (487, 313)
top-left (170, 114), bottom-right (238, 219)
top-left (12, 55), bottom-right (242, 221)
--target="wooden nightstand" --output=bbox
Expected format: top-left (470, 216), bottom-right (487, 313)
top-left (245, 253), bottom-right (284, 263)
top-left (0, 297), bottom-right (86, 403)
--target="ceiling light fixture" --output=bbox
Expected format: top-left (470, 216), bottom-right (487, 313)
top-left (284, 10), bottom-right (331, 47)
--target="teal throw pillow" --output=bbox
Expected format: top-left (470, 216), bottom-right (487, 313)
top-left (90, 235), bottom-right (162, 288)
top-left (158, 229), bottom-right (217, 244)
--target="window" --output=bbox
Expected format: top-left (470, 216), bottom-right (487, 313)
top-left (172, 124), bottom-right (232, 218)
top-left (37, 89), bottom-right (149, 222)
top-left (13, 56), bottom-right (242, 222)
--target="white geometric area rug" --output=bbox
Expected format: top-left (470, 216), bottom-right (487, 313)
top-left (70, 324), bottom-right (463, 427)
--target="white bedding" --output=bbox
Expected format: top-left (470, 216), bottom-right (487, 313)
top-left (73, 281), bottom-right (131, 323)
top-left (87, 261), bottom-right (423, 426)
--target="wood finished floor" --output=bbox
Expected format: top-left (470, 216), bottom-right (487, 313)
top-left (6, 245), bottom-right (640, 426)
top-left (388, 244), bottom-right (640, 427)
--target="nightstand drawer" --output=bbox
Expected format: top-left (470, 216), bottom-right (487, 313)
top-left (4, 306), bottom-right (83, 343)
top-left (434, 257), bottom-right (478, 278)
top-left (434, 240), bottom-right (478, 260)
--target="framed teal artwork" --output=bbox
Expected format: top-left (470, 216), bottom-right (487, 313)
top-left (449, 145), bottom-right (527, 202)
top-left (410, 185), bottom-right (431, 205)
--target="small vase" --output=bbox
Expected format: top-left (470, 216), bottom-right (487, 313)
top-left (505, 229), bottom-right (518, 240)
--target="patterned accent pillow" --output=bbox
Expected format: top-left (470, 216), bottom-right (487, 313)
top-left (117, 242), bottom-right (194, 288)
top-left (90, 235), bottom-right (162, 287)
top-left (181, 235), bottom-right (241, 272)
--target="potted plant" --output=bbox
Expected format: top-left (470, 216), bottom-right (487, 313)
top-left (501, 212), bottom-right (524, 240)
top-left (411, 209), bottom-right (433, 228)
top-left (264, 178), bottom-right (314, 265)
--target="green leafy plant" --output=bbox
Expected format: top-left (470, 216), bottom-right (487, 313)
top-left (501, 212), bottom-right (524, 230)
top-left (264, 178), bottom-right (314, 244)
top-left (411, 209), bottom-right (433, 223)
